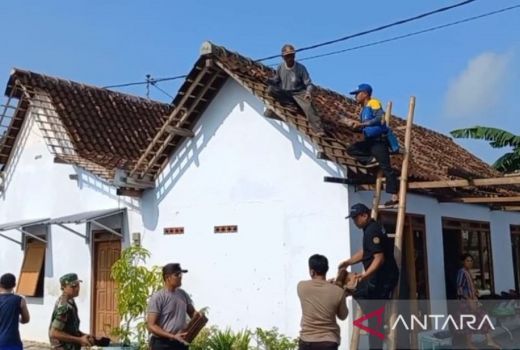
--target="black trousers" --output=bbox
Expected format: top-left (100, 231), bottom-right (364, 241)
top-left (266, 85), bottom-right (324, 133)
top-left (149, 337), bottom-right (188, 350)
top-left (298, 339), bottom-right (338, 350)
top-left (347, 138), bottom-right (398, 194)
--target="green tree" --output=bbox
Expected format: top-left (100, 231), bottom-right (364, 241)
top-left (111, 244), bottom-right (163, 349)
top-left (450, 126), bottom-right (520, 172)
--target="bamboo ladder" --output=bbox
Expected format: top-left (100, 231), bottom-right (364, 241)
top-left (349, 97), bottom-right (415, 350)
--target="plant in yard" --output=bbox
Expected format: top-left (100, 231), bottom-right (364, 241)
top-left (232, 329), bottom-right (253, 350)
top-left (450, 126), bottom-right (520, 172)
top-left (255, 328), bottom-right (298, 350)
top-left (189, 325), bottom-right (217, 350)
top-left (111, 244), bottom-right (163, 349)
top-left (205, 328), bottom-right (252, 350)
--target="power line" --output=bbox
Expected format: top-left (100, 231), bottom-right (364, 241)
top-left (256, 0), bottom-right (478, 62)
top-left (150, 81), bottom-right (175, 99)
top-left (102, 0), bottom-right (490, 95)
top-left (102, 74), bottom-right (187, 89)
top-left (298, 4), bottom-right (520, 63)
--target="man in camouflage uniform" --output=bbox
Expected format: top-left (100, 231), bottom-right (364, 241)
top-left (49, 273), bottom-right (93, 350)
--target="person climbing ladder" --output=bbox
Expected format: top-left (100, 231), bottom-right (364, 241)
top-left (341, 83), bottom-right (399, 206)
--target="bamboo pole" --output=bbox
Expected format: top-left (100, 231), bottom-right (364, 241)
top-left (404, 218), bottom-right (419, 348)
top-left (387, 96), bottom-right (415, 350)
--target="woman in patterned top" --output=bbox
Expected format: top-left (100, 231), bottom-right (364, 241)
top-left (456, 253), bottom-right (500, 349)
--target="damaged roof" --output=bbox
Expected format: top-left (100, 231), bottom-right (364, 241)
top-left (1, 43), bottom-right (518, 200)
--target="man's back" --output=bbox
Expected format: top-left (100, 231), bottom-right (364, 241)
top-left (0, 293), bottom-right (22, 348)
top-left (297, 280), bottom-right (347, 344)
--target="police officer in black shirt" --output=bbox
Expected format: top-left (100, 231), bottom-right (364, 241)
top-left (338, 203), bottom-right (399, 350)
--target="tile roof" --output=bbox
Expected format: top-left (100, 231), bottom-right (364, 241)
top-left (1, 68), bottom-right (171, 184)
top-left (1, 44), bottom-right (518, 201)
top-left (158, 42), bottom-right (518, 199)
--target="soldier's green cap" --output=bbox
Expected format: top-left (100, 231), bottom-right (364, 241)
top-left (60, 273), bottom-right (82, 286)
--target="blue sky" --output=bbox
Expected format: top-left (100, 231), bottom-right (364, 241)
top-left (1, 0), bottom-right (518, 165)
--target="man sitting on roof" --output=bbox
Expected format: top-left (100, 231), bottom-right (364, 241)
top-left (263, 44), bottom-right (326, 137)
top-left (342, 83), bottom-right (398, 206)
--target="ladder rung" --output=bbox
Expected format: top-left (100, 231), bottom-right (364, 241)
top-left (387, 233), bottom-right (396, 238)
top-left (377, 204), bottom-right (399, 210)
top-left (361, 161), bottom-right (379, 169)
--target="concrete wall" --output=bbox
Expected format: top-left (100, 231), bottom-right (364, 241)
top-left (138, 79), bottom-right (351, 339)
top-left (0, 115), bottom-right (130, 341)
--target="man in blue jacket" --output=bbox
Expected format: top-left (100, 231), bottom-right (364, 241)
top-left (344, 83), bottom-right (398, 206)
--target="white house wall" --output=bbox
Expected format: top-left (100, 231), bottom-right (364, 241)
top-left (0, 114), bottom-right (129, 341)
top-left (139, 79), bottom-right (352, 339)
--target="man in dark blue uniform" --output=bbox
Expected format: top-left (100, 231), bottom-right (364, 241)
top-left (342, 83), bottom-right (398, 206)
top-left (339, 203), bottom-right (399, 350)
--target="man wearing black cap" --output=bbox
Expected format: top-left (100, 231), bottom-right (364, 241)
top-left (49, 273), bottom-right (93, 350)
top-left (147, 263), bottom-right (198, 350)
top-left (263, 44), bottom-right (326, 137)
top-left (341, 83), bottom-right (398, 207)
top-left (339, 203), bottom-right (399, 350)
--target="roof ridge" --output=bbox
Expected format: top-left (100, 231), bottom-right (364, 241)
top-left (7, 68), bottom-right (170, 107)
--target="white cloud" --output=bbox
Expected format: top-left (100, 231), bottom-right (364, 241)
top-left (444, 51), bottom-right (513, 120)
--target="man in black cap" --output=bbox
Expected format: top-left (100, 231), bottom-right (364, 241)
top-left (49, 273), bottom-right (93, 350)
top-left (147, 263), bottom-right (199, 350)
top-left (339, 203), bottom-right (399, 350)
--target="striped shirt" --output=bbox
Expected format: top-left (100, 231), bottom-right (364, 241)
top-left (456, 268), bottom-right (477, 300)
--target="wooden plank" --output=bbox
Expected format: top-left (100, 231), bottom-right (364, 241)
top-left (350, 306), bottom-right (363, 350)
top-left (138, 71), bottom-right (222, 178)
top-left (53, 156), bottom-right (69, 164)
top-left (323, 176), bottom-right (377, 185)
top-left (371, 170), bottom-right (384, 220)
top-left (164, 125), bottom-right (195, 138)
top-left (444, 196), bottom-right (520, 204)
top-left (447, 167), bottom-right (479, 179)
top-left (409, 176), bottom-right (520, 189)
top-left (130, 65), bottom-right (211, 177)
top-left (17, 241), bottom-right (46, 296)
top-left (502, 206), bottom-right (520, 211)
top-left (404, 219), bottom-right (419, 348)
top-left (384, 101), bottom-right (392, 126)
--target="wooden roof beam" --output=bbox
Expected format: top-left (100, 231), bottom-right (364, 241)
top-left (442, 196), bottom-right (520, 204)
top-left (136, 60), bottom-right (223, 178)
top-left (408, 176), bottom-right (520, 189)
top-left (164, 125), bottom-right (194, 138)
top-left (502, 206), bottom-right (520, 211)
top-left (116, 188), bottom-right (143, 197)
top-left (130, 63), bottom-right (212, 177)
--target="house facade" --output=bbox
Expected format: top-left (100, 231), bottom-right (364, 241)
top-left (0, 43), bottom-right (519, 344)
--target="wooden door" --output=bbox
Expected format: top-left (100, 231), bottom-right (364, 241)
top-left (92, 236), bottom-right (121, 338)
